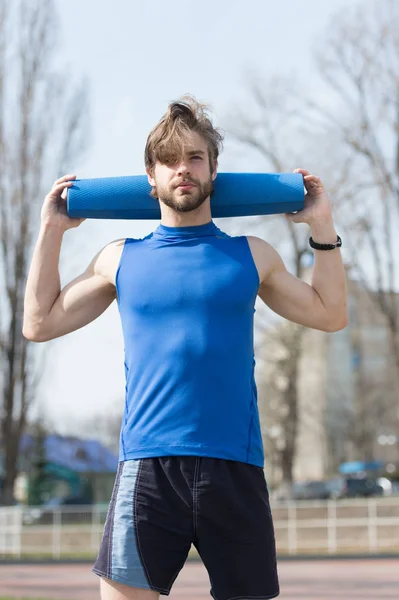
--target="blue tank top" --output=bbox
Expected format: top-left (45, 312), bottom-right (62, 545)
top-left (116, 220), bottom-right (264, 467)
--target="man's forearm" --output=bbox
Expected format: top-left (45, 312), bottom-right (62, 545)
top-left (23, 224), bottom-right (64, 335)
top-left (310, 220), bottom-right (348, 327)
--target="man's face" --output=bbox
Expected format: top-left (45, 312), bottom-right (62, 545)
top-left (147, 131), bottom-right (217, 213)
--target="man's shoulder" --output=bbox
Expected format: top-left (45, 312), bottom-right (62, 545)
top-left (101, 237), bottom-right (127, 262)
top-left (106, 237), bottom-right (127, 250)
top-left (245, 235), bottom-right (275, 254)
top-left (98, 233), bottom-right (156, 283)
top-left (94, 238), bottom-right (127, 286)
top-left (245, 236), bottom-right (281, 285)
top-left (104, 232), bottom-right (152, 253)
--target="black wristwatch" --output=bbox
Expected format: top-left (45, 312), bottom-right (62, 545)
top-left (309, 235), bottom-right (342, 250)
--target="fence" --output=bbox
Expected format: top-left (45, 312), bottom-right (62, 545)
top-left (1, 497), bottom-right (399, 559)
top-left (272, 497), bottom-right (399, 555)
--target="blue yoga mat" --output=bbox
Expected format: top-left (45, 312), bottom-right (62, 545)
top-left (67, 173), bottom-right (304, 219)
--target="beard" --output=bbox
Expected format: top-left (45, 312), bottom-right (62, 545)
top-left (155, 176), bottom-right (214, 213)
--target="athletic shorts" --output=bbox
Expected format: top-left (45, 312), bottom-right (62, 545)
top-left (92, 456), bottom-right (280, 600)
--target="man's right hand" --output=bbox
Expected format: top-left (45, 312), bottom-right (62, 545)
top-left (41, 174), bottom-right (86, 230)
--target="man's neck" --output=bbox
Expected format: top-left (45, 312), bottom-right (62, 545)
top-left (159, 199), bottom-right (212, 227)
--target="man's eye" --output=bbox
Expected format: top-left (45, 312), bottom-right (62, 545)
top-left (192, 155), bottom-right (202, 160)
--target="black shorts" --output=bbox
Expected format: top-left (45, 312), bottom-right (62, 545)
top-left (93, 456), bottom-right (279, 600)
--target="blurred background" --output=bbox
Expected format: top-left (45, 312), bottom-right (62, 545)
top-left (1, 0), bottom-right (399, 564)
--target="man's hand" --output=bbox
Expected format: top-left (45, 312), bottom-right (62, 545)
top-left (285, 168), bottom-right (333, 226)
top-left (40, 174), bottom-right (86, 231)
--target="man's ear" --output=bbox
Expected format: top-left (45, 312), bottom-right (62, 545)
top-left (211, 164), bottom-right (218, 182)
top-left (146, 167), bottom-right (156, 187)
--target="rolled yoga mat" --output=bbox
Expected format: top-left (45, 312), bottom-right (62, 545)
top-left (67, 172), bottom-right (304, 220)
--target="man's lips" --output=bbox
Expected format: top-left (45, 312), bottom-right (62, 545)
top-left (176, 183), bottom-right (196, 190)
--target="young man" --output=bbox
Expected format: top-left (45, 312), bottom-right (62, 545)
top-left (23, 96), bottom-right (347, 600)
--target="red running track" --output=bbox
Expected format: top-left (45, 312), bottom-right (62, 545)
top-left (0, 559), bottom-right (398, 599)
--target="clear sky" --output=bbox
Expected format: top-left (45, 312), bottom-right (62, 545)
top-left (38, 0), bottom-right (349, 433)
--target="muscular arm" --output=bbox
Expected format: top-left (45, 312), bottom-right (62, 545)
top-left (23, 224), bottom-right (123, 342)
top-left (247, 235), bottom-right (348, 332)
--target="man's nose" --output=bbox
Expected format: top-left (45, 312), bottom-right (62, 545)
top-left (176, 160), bottom-right (190, 176)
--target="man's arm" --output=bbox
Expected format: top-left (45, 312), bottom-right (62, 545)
top-left (249, 168), bottom-right (347, 333)
top-left (23, 225), bottom-right (119, 342)
top-left (248, 234), bottom-right (347, 333)
top-left (23, 173), bottom-right (120, 343)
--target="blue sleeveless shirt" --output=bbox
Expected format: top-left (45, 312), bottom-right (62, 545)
top-left (116, 220), bottom-right (264, 467)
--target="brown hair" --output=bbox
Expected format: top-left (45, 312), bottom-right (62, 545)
top-left (144, 95), bottom-right (224, 175)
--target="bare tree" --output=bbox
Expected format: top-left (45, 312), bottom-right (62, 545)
top-left (0, 0), bottom-right (89, 505)
top-left (308, 0), bottom-right (399, 371)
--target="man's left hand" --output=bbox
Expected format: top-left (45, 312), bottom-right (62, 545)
top-left (285, 168), bottom-right (333, 226)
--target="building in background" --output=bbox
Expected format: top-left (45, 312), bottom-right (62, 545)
top-left (12, 434), bottom-right (118, 504)
top-left (258, 267), bottom-right (398, 485)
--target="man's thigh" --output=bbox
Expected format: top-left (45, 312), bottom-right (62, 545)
top-left (100, 576), bottom-right (160, 600)
top-left (93, 459), bottom-right (193, 595)
top-left (195, 458), bottom-right (280, 600)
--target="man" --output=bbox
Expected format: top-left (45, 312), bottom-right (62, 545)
top-left (23, 96), bottom-right (347, 600)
